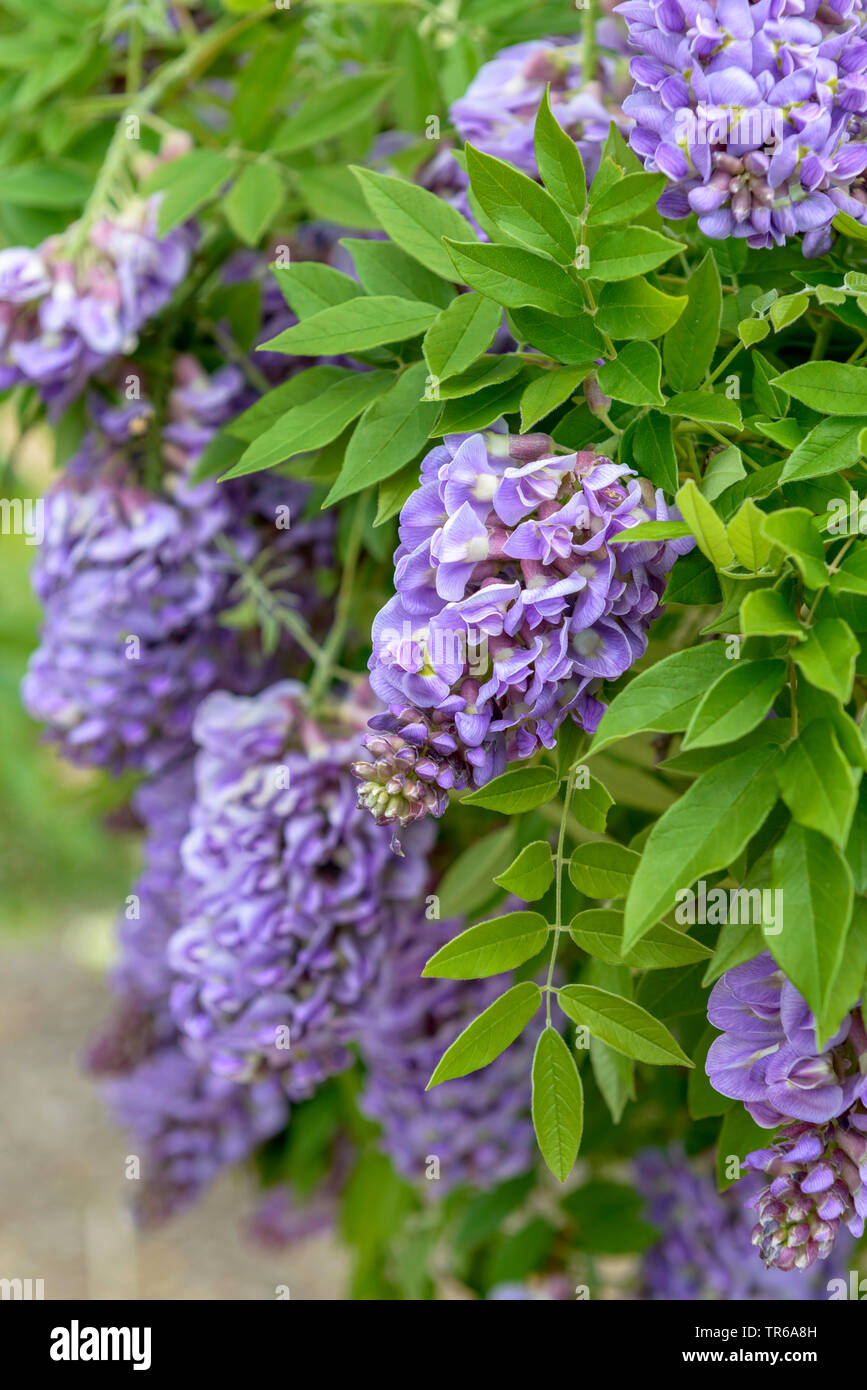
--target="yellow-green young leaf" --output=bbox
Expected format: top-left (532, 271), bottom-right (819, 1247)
top-left (622, 743), bottom-right (781, 950)
top-left (422, 911), bottom-right (549, 979)
top-left (494, 841), bottom-right (555, 901)
top-left (427, 981), bottom-right (542, 1086)
top-left (727, 498), bottom-right (775, 571)
top-left (532, 1028), bottom-right (584, 1182)
top-left (740, 589), bottom-right (804, 638)
top-left (676, 479), bottom-right (734, 569)
top-left (682, 659), bottom-right (787, 750)
top-left (793, 618), bottom-right (859, 704)
top-left (462, 764), bottom-right (559, 813)
top-left (557, 985), bottom-right (693, 1066)
top-left (776, 720), bottom-right (859, 848)
top-left (770, 292), bottom-right (809, 331)
top-left (572, 773), bottom-right (613, 831)
top-left (569, 842), bottom-right (640, 898)
top-left (762, 507), bottom-right (828, 589)
top-left (569, 909), bottom-right (712, 969)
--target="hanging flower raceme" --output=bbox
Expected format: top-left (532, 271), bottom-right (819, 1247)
top-left (744, 1104), bottom-right (867, 1270)
top-left (104, 1041), bottom-right (288, 1226)
top-left (22, 359), bottom-right (333, 775)
top-left (357, 915), bottom-right (537, 1192)
top-left (0, 198), bottom-right (193, 411)
top-left (705, 952), bottom-right (867, 1127)
top-left (168, 681), bottom-right (434, 1101)
top-left (616, 0), bottom-right (867, 256)
top-left (636, 1146), bottom-right (850, 1296)
top-left (353, 429), bottom-right (689, 826)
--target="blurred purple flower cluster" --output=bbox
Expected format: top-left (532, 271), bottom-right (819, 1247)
top-left (705, 951), bottom-right (867, 1127)
top-left (358, 916), bottom-right (537, 1191)
top-left (353, 429), bottom-right (689, 826)
top-left (22, 357), bottom-right (332, 775)
top-left (0, 199), bottom-right (193, 411)
top-left (450, 30), bottom-right (631, 185)
top-left (617, 0), bottom-right (867, 255)
top-left (168, 681), bottom-right (434, 1100)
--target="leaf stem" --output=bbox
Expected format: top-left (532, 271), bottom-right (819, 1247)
top-left (309, 494), bottom-right (367, 703)
top-left (545, 766), bottom-right (576, 1025)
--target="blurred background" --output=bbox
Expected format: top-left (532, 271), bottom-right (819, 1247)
top-left (0, 412), bottom-right (349, 1299)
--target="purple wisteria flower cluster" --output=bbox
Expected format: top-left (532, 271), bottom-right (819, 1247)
top-left (706, 951), bottom-right (867, 1269)
top-left (168, 681), bottom-right (434, 1101)
top-left (358, 916), bottom-right (537, 1191)
top-left (744, 1105), bottom-right (867, 1271)
top-left (0, 198), bottom-right (193, 411)
top-left (22, 358), bottom-right (332, 775)
top-left (636, 1147), bottom-right (848, 1297)
top-left (353, 428), bottom-right (689, 826)
top-left (705, 952), bottom-right (867, 1128)
top-left (617, 0), bottom-right (867, 255)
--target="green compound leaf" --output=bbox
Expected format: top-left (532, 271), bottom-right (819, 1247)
top-left (662, 252), bottom-right (722, 391)
top-left (596, 276), bottom-right (687, 340)
top-left (569, 909), bottom-right (712, 969)
top-left (534, 85), bottom-right (587, 218)
top-left (427, 982), bottom-right (542, 1087)
top-left (261, 295), bottom-right (440, 356)
top-left (532, 1028), bottom-right (584, 1182)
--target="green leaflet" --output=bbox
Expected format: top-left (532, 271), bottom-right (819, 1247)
top-left (427, 982), bottom-right (542, 1087)
top-left (623, 744), bottom-right (781, 949)
top-left (532, 1028), bottom-right (584, 1182)
top-left (557, 985), bottom-right (692, 1066)
top-left (422, 911), bottom-right (549, 979)
top-left (590, 642), bottom-right (732, 754)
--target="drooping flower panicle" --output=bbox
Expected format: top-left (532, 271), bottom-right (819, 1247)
top-left (353, 428), bottom-right (689, 826)
top-left (168, 681), bottom-right (433, 1100)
